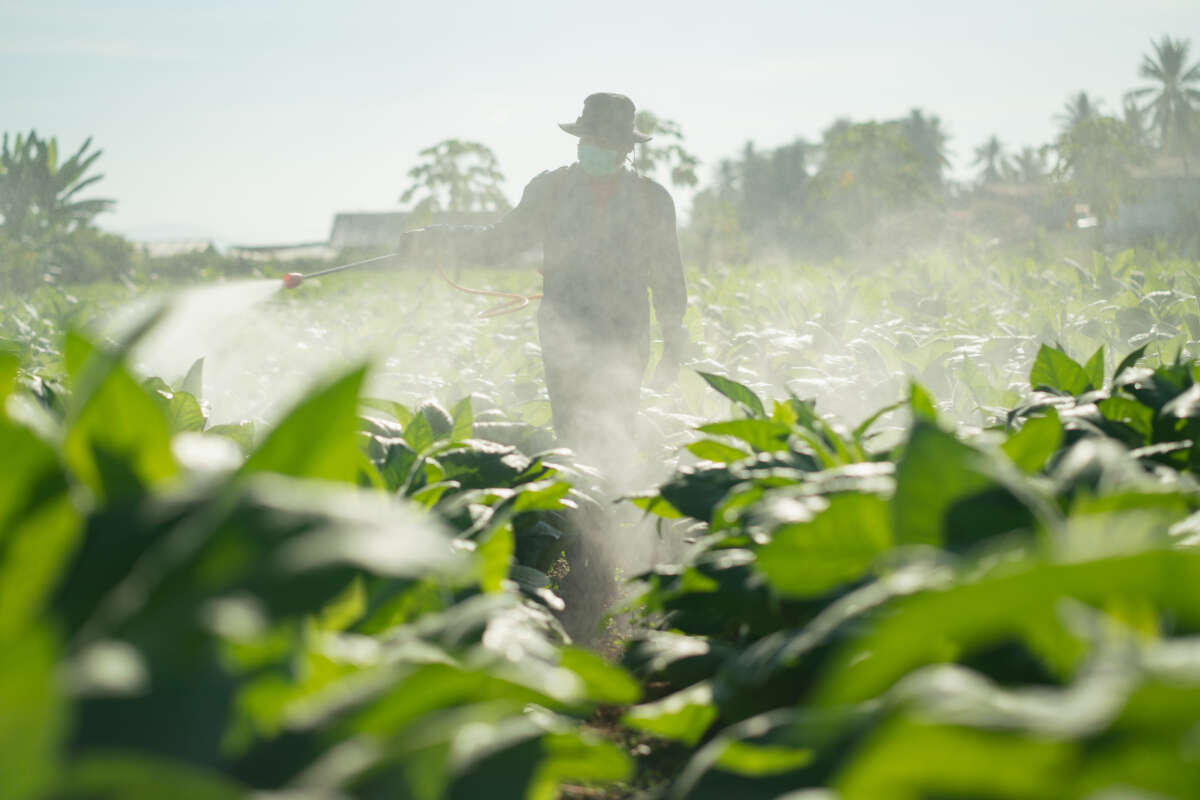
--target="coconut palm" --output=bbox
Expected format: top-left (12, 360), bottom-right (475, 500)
top-left (972, 135), bottom-right (1009, 184)
top-left (899, 108), bottom-right (951, 186)
top-left (1121, 94), bottom-right (1153, 148)
top-left (1128, 35), bottom-right (1200, 154)
top-left (1054, 92), bottom-right (1103, 133)
top-left (1006, 146), bottom-right (1050, 183)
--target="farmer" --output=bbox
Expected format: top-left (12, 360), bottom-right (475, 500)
top-left (408, 93), bottom-right (688, 459)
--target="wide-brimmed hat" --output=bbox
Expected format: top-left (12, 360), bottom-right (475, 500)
top-left (559, 93), bottom-right (652, 146)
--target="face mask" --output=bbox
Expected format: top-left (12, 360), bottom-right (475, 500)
top-left (577, 142), bottom-right (623, 177)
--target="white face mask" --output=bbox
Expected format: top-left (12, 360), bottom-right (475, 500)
top-left (577, 142), bottom-right (623, 177)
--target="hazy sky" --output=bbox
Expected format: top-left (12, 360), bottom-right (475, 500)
top-left (4, 0), bottom-right (1198, 245)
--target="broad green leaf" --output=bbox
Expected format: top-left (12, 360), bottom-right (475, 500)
top-left (622, 682), bottom-right (717, 746)
top-left (1097, 397), bottom-right (1154, 440)
top-left (815, 547), bottom-right (1200, 707)
top-left (1001, 409), bottom-right (1063, 473)
top-left (450, 395), bottom-right (474, 442)
top-left (560, 647), bottom-right (640, 705)
top-left (58, 753), bottom-right (245, 800)
top-left (63, 334), bottom-right (177, 498)
top-left (478, 524), bottom-right (514, 593)
top-left (179, 356), bottom-right (204, 398)
top-left (698, 371), bottom-right (766, 418)
top-left (1083, 345), bottom-right (1105, 390)
top-left (0, 419), bottom-right (79, 639)
top-left (1114, 344), bottom-right (1148, 382)
top-left (404, 408), bottom-right (437, 453)
top-left (687, 439), bottom-right (752, 464)
top-left (527, 731), bottom-right (633, 800)
top-left (0, 351), bottom-right (18, 404)
top-left (630, 494), bottom-right (685, 519)
top-left (909, 381), bottom-right (937, 422)
top-left (165, 390), bottom-right (206, 433)
top-left (241, 366), bottom-right (367, 482)
top-left (360, 397), bottom-right (414, 425)
top-left (0, 626), bottom-right (63, 800)
top-left (698, 420), bottom-right (791, 453)
top-left (1030, 344), bottom-right (1092, 395)
top-left (416, 399), bottom-right (454, 440)
top-left (714, 739), bottom-right (814, 776)
top-left (205, 421), bottom-right (255, 455)
top-left (893, 420), bottom-right (1007, 548)
top-left (835, 717), bottom-right (1073, 800)
top-left (757, 492), bottom-right (892, 598)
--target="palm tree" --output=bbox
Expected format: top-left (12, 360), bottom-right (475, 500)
top-left (1007, 146), bottom-right (1049, 183)
top-left (1121, 94), bottom-right (1153, 148)
top-left (1054, 92), bottom-right (1103, 134)
top-left (899, 108), bottom-right (951, 186)
top-left (1128, 35), bottom-right (1200, 155)
top-left (972, 135), bottom-right (1009, 184)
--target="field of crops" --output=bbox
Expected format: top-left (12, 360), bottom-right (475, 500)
top-left (6, 242), bottom-right (1200, 799)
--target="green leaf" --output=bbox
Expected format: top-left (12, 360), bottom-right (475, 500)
top-left (1097, 397), bottom-right (1154, 440)
top-left (478, 524), bottom-right (514, 593)
top-left (165, 390), bottom-right (206, 433)
top-left (698, 371), bottom-right (766, 418)
top-left (1001, 409), bottom-right (1063, 473)
top-left (909, 381), bottom-right (937, 422)
top-left (450, 395), bottom-right (474, 442)
top-left (622, 682), bottom-right (717, 746)
top-left (1114, 344), bottom-right (1148, 382)
top-left (714, 739), bottom-right (814, 777)
top-left (205, 421), bottom-right (255, 455)
top-left (0, 626), bottom-right (63, 800)
top-left (360, 397), bottom-right (414, 425)
top-left (240, 366), bottom-right (367, 482)
top-left (698, 420), bottom-right (791, 453)
top-left (179, 356), bottom-right (204, 398)
top-left (528, 731), bottom-right (633, 800)
top-left (757, 493), bottom-right (892, 598)
top-left (892, 420), bottom-right (1030, 550)
top-left (687, 439), bottom-right (752, 464)
top-left (63, 334), bottom-right (177, 498)
top-left (1030, 344), bottom-right (1092, 395)
top-left (815, 547), bottom-right (1200, 707)
top-left (0, 418), bottom-right (79, 640)
top-left (630, 494), bottom-right (685, 519)
top-left (835, 718), bottom-right (1073, 800)
top-left (0, 351), bottom-right (18, 405)
top-left (560, 647), bottom-right (640, 705)
top-left (57, 753), bottom-right (245, 800)
top-left (1083, 345), bottom-right (1105, 390)
top-left (404, 408), bottom-right (437, 453)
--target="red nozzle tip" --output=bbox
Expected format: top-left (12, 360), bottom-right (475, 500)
top-left (282, 272), bottom-right (303, 289)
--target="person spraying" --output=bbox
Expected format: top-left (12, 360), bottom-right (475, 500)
top-left (405, 92), bottom-right (688, 461)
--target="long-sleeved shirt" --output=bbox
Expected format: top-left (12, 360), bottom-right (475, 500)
top-left (437, 164), bottom-right (687, 346)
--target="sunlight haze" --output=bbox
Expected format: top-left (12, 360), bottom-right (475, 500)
top-left (4, 0), bottom-right (1197, 244)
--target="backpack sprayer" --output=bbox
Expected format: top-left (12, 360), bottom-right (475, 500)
top-left (282, 250), bottom-right (541, 318)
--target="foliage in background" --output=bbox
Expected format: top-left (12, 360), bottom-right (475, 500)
top-left (632, 110), bottom-right (701, 189)
top-left (399, 139), bottom-right (512, 226)
top-left (0, 130), bottom-right (113, 242)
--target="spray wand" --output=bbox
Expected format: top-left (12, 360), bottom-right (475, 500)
top-left (281, 250), bottom-right (541, 318)
top-left (281, 251), bottom-right (402, 289)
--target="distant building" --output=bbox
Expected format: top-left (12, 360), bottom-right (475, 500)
top-left (1116, 155), bottom-right (1200, 236)
top-left (227, 241), bottom-right (336, 262)
top-left (328, 211), bottom-right (500, 251)
top-left (139, 240), bottom-right (215, 257)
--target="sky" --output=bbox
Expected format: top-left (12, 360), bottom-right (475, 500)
top-left (3, 0), bottom-right (1198, 246)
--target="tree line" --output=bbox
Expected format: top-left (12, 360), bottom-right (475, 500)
top-left (2, 34), bottom-right (1197, 288)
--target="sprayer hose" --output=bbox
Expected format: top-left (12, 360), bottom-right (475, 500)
top-left (434, 257), bottom-right (543, 319)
